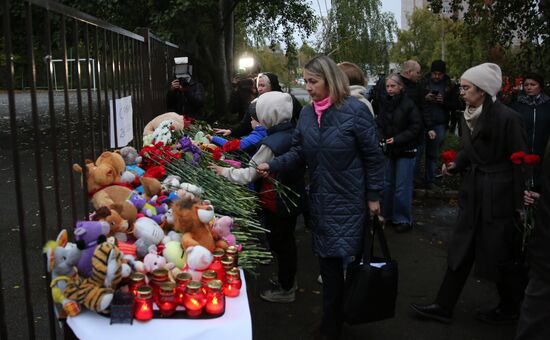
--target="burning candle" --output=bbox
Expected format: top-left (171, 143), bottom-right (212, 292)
top-left (223, 268), bottom-right (241, 298)
top-left (183, 281), bottom-right (206, 317)
top-left (208, 249), bottom-right (226, 283)
top-left (175, 272), bottom-right (192, 305)
top-left (201, 270), bottom-right (217, 295)
top-left (221, 256), bottom-right (234, 276)
top-left (134, 285), bottom-right (154, 322)
top-left (150, 268), bottom-right (169, 302)
top-left (157, 282), bottom-right (177, 317)
top-left (128, 272), bottom-right (146, 296)
top-left (225, 246), bottom-right (239, 266)
top-left (205, 280), bottom-right (225, 316)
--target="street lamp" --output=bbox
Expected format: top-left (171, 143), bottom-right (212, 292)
top-left (238, 54), bottom-right (254, 72)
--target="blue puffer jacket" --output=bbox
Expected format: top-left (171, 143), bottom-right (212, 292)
top-left (268, 96), bottom-right (385, 257)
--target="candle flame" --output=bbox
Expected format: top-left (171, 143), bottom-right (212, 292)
top-left (212, 296), bottom-right (218, 305)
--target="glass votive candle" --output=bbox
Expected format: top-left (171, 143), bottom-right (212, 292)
top-left (175, 272), bottom-right (192, 305)
top-left (221, 256), bottom-right (234, 275)
top-left (128, 272), bottom-right (146, 296)
top-left (225, 246), bottom-right (239, 266)
top-left (201, 270), bottom-right (217, 295)
top-left (208, 249), bottom-right (226, 283)
top-left (134, 285), bottom-right (154, 322)
top-left (183, 280), bottom-right (206, 317)
top-left (223, 268), bottom-right (241, 298)
top-left (157, 282), bottom-right (177, 317)
top-left (205, 280), bottom-right (225, 316)
top-left (150, 268), bottom-right (169, 302)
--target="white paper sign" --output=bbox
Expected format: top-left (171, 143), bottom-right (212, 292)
top-left (109, 95), bottom-right (133, 148)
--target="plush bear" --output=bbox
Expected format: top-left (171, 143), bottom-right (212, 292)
top-left (143, 112), bottom-right (185, 137)
top-left (133, 245), bottom-right (175, 275)
top-left (183, 245), bottom-right (213, 281)
top-left (163, 240), bottom-right (187, 271)
top-left (64, 242), bottom-right (129, 313)
top-left (172, 196), bottom-right (224, 252)
top-left (133, 217), bottom-right (165, 259)
top-left (91, 206), bottom-right (129, 242)
top-left (73, 154), bottom-right (137, 224)
top-left (118, 146), bottom-right (145, 185)
top-left (44, 230), bottom-right (82, 317)
top-left (74, 221), bottom-right (110, 277)
top-left (211, 215), bottom-right (235, 249)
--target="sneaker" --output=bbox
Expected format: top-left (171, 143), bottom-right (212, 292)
top-left (268, 277), bottom-right (298, 292)
top-left (260, 286), bottom-right (296, 303)
top-left (317, 274), bottom-right (323, 284)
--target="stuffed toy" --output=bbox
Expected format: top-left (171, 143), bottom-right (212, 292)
top-left (91, 206), bottom-right (129, 242)
top-left (118, 146), bottom-right (143, 175)
top-left (64, 242), bottom-right (129, 313)
top-left (145, 120), bottom-right (176, 146)
top-left (73, 156), bottom-right (137, 224)
top-left (133, 245), bottom-right (175, 274)
top-left (141, 176), bottom-right (163, 200)
top-left (162, 175), bottom-right (181, 191)
top-left (133, 217), bottom-right (165, 258)
top-left (177, 182), bottom-right (203, 200)
top-left (143, 112), bottom-right (185, 137)
top-left (211, 215), bottom-right (235, 249)
top-left (183, 245), bottom-right (213, 281)
top-left (74, 221), bottom-right (110, 277)
top-left (172, 196), bottom-right (225, 252)
top-left (44, 230), bottom-right (82, 317)
top-left (127, 192), bottom-right (168, 225)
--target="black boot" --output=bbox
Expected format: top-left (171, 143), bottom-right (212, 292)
top-left (409, 303), bottom-right (453, 323)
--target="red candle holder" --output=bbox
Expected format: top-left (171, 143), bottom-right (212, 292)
top-left (201, 270), bottom-right (217, 295)
top-left (183, 281), bottom-right (206, 317)
top-left (223, 268), bottom-right (241, 298)
top-left (205, 280), bottom-right (225, 316)
top-left (221, 256), bottom-right (234, 277)
top-left (225, 246), bottom-right (239, 266)
top-left (175, 272), bottom-right (192, 305)
top-left (208, 249), bottom-right (225, 283)
top-left (157, 282), bottom-right (177, 317)
top-left (128, 272), bottom-right (146, 296)
top-left (150, 268), bottom-right (169, 303)
top-left (134, 285), bottom-right (154, 322)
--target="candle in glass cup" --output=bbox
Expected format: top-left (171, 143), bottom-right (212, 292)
top-left (175, 272), bottom-right (192, 305)
top-left (205, 280), bottom-right (225, 316)
top-left (225, 246), bottom-right (239, 266)
top-left (150, 268), bottom-right (169, 301)
top-left (208, 249), bottom-right (226, 283)
top-left (157, 282), bottom-right (177, 317)
top-left (221, 256), bottom-right (234, 275)
top-left (134, 285), bottom-right (154, 321)
top-left (223, 268), bottom-right (241, 298)
top-left (201, 270), bottom-right (217, 295)
top-left (183, 281), bottom-right (206, 317)
top-left (128, 272), bottom-right (146, 296)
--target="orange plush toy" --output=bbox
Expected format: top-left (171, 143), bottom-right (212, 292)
top-left (172, 197), bottom-right (228, 252)
top-left (73, 151), bottom-right (137, 224)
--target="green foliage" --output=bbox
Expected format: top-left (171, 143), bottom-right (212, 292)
top-left (319, 0), bottom-right (397, 76)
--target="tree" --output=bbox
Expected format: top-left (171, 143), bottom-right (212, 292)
top-left (61, 0), bottom-right (316, 119)
top-left (318, 0), bottom-right (397, 77)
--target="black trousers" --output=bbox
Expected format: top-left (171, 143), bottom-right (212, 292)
top-left (318, 257), bottom-right (345, 338)
top-left (264, 211), bottom-right (298, 291)
top-left (435, 241), bottom-right (526, 313)
top-left (515, 270), bottom-right (550, 340)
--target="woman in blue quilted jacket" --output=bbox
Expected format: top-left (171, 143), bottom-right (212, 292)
top-left (257, 55), bottom-right (385, 340)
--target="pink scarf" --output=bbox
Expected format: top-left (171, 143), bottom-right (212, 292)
top-left (313, 96), bottom-right (332, 127)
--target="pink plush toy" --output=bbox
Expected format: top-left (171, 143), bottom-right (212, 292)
top-left (211, 216), bottom-right (238, 248)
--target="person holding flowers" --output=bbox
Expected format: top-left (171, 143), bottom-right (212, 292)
top-left (410, 63), bottom-right (529, 325)
top-left (209, 91), bottom-right (305, 304)
top-left (256, 55), bottom-right (384, 340)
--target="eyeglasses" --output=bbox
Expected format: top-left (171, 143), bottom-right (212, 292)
top-left (459, 85), bottom-right (471, 92)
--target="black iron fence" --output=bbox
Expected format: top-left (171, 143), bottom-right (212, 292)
top-left (1, 0), bottom-right (182, 338)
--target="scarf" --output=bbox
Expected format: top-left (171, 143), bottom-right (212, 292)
top-left (313, 96), bottom-right (332, 127)
top-left (517, 93), bottom-right (550, 106)
top-left (464, 105), bottom-right (483, 133)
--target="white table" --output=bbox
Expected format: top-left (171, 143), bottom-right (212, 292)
top-left (67, 271), bottom-right (251, 340)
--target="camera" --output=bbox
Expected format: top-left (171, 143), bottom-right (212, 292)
top-left (173, 56), bottom-right (192, 87)
top-left (379, 139), bottom-right (388, 154)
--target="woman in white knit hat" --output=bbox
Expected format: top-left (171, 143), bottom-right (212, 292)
top-left (410, 63), bottom-right (529, 325)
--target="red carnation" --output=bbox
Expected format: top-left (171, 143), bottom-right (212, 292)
top-left (510, 151), bottom-right (527, 165)
top-left (222, 139), bottom-right (241, 152)
top-left (144, 165), bottom-right (166, 179)
top-left (212, 147), bottom-right (222, 161)
top-left (441, 150), bottom-right (457, 165)
top-left (523, 154), bottom-right (541, 166)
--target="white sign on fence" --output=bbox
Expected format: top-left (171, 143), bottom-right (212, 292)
top-left (109, 96), bottom-right (133, 148)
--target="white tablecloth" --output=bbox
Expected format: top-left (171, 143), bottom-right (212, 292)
top-left (67, 270), bottom-right (251, 340)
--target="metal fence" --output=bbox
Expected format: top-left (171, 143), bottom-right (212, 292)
top-left (1, 0), bottom-right (181, 338)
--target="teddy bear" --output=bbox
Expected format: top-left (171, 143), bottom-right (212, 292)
top-left (118, 146), bottom-right (144, 176)
top-left (211, 215), bottom-right (236, 249)
top-left (64, 242), bottom-right (130, 313)
top-left (132, 245), bottom-right (175, 275)
top-left (183, 245), bottom-right (213, 281)
top-left (73, 153), bottom-right (137, 224)
top-left (44, 229), bottom-right (82, 317)
top-left (91, 206), bottom-right (129, 242)
top-left (172, 196), bottom-right (226, 252)
top-left (133, 217), bottom-right (165, 259)
top-left (143, 112), bottom-right (185, 137)
top-left (74, 220), bottom-right (110, 277)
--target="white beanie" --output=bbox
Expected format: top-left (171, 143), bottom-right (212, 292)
top-left (460, 63), bottom-right (502, 98)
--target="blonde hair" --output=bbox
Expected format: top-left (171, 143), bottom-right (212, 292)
top-left (385, 73), bottom-right (404, 89)
top-left (304, 55), bottom-right (350, 105)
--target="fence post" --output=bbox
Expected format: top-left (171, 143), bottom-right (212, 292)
top-left (138, 28), bottom-right (154, 124)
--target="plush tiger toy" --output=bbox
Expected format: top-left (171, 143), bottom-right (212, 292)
top-left (64, 241), bottom-right (130, 313)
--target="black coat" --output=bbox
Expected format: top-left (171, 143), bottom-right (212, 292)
top-left (449, 99), bottom-right (528, 281)
top-left (166, 80), bottom-right (205, 119)
top-left (268, 96), bottom-right (385, 258)
top-left (375, 93), bottom-right (422, 158)
top-left (422, 74), bottom-right (461, 128)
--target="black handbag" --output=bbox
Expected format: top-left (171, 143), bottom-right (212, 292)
top-left (342, 216), bottom-right (398, 325)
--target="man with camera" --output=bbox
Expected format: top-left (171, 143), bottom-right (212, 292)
top-left (415, 60), bottom-right (461, 190)
top-left (166, 73), bottom-right (205, 119)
